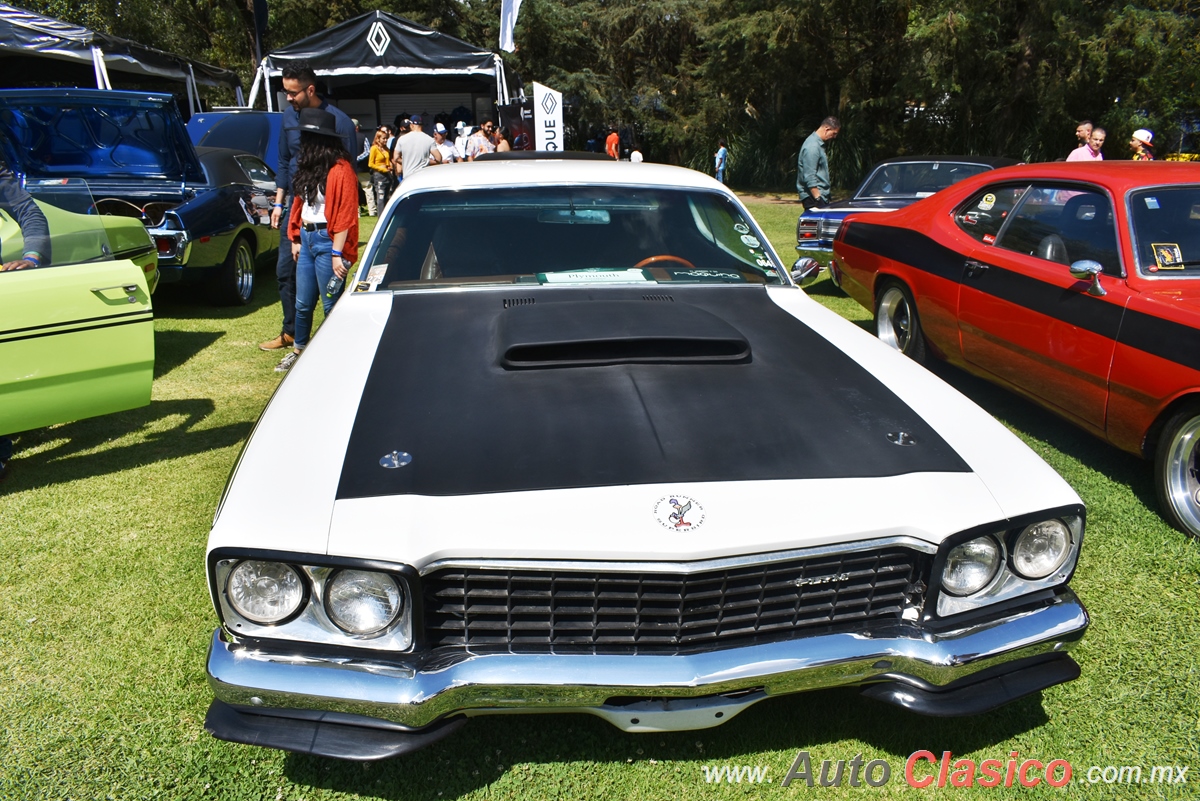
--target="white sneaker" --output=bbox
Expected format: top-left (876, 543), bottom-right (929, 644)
top-left (275, 351), bottom-right (300, 373)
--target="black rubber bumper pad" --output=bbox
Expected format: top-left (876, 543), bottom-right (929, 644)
top-left (860, 654), bottom-right (1081, 717)
top-left (205, 700), bottom-right (469, 760)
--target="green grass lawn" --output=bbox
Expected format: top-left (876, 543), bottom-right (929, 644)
top-left (1, 209), bottom-right (1197, 800)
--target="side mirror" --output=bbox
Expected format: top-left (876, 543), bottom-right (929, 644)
top-left (1069, 259), bottom-right (1106, 296)
top-left (791, 257), bottom-right (822, 287)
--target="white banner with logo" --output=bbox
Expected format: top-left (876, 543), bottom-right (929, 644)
top-left (532, 82), bottom-right (563, 152)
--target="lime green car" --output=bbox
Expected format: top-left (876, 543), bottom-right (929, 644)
top-left (0, 181), bottom-right (158, 436)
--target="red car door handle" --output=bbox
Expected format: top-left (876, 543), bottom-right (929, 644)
top-left (964, 259), bottom-right (991, 279)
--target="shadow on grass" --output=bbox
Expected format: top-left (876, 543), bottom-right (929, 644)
top-left (279, 687), bottom-right (1051, 799)
top-left (4, 398), bottom-right (251, 493)
top-left (154, 330), bottom-right (224, 379)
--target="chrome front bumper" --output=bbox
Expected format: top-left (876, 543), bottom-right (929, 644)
top-left (207, 589), bottom-right (1087, 736)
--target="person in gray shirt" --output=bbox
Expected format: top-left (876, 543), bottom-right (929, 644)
top-left (797, 117), bottom-right (840, 208)
top-left (393, 115), bottom-right (441, 181)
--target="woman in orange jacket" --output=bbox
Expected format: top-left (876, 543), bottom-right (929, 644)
top-left (277, 107), bottom-right (360, 373)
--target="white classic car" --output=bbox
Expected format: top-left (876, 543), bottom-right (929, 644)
top-left (204, 155), bottom-right (1088, 760)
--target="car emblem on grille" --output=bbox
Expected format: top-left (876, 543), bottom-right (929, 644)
top-left (653, 495), bottom-right (705, 531)
top-left (793, 573), bottom-right (850, 587)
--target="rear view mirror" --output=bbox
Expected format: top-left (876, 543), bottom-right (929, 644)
top-left (1069, 259), bottom-right (1106, 296)
top-left (791, 257), bottom-right (822, 287)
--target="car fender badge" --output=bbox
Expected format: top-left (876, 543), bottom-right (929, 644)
top-left (654, 495), bottom-right (705, 530)
top-left (380, 451), bottom-right (412, 468)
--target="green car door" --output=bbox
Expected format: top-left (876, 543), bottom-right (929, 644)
top-left (0, 184), bottom-right (155, 436)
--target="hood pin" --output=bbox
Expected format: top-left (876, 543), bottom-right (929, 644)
top-left (380, 451), bottom-right (413, 468)
top-left (887, 432), bottom-right (916, 446)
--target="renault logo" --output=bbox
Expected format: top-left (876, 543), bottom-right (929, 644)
top-left (367, 21), bottom-right (391, 57)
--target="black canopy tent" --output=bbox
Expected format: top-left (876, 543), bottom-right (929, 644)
top-left (248, 11), bottom-right (509, 129)
top-left (0, 3), bottom-right (243, 112)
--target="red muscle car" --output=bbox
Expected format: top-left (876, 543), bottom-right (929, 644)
top-left (832, 161), bottom-right (1200, 539)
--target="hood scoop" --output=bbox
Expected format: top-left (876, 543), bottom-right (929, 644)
top-left (499, 299), bottom-right (750, 368)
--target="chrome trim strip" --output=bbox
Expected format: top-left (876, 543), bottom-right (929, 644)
top-left (208, 589), bottom-right (1086, 730)
top-left (417, 535), bottom-right (938, 577)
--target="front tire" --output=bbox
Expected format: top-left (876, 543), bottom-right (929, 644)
top-left (209, 235), bottom-right (256, 306)
top-left (874, 281), bottom-right (926, 364)
top-left (1154, 403), bottom-right (1200, 540)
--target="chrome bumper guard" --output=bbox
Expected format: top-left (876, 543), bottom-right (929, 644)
top-left (208, 589), bottom-right (1086, 736)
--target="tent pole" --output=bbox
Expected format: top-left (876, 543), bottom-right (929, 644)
top-left (95, 49), bottom-right (113, 89)
top-left (247, 61), bottom-right (264, 109)
top-left (187, 65), bottom-right (198, 116)
top-left (494, 54), bottom-right (508, 105)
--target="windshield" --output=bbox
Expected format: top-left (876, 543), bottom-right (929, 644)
top-left (1129, 186), bottom-right (1200, 276)
top-left (857, 162), bottom-right (995, 199)
top-left (0, 178), bottom-right (119, 266)
top-left (354, 186), bottom-right (785, 291)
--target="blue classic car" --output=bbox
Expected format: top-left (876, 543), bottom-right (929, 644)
top-left (0, 89), bottom-right (279, 305)
top-left (796, 156), bottom-right (1017, 255)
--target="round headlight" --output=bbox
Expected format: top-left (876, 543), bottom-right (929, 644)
top-left (941, 537), bottom-right (1002, 596)
top-left (1011, 519), bottom-right (1072, 579)
top-left (325, 570), bottom-right (403, 636)
top-left (227, 560), bottom-right (305, 624)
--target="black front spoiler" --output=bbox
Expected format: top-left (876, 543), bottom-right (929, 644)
top-left (204, 701), bottom-right (468, 761)
top-left (861, 654), bottom-right (1081, 716)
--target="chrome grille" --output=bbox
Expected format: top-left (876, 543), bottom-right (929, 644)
top-left (422, 547), bottom-right (929, 654)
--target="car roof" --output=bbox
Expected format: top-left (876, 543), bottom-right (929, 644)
top-left (964, 160), bottom-right (1200, 191)
top-left (868, 155), bottom-right (1019, 169)
top-left (393, 158), bottom-right (729, 194)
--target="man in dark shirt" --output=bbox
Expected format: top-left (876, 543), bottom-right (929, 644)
top-left (261, 61), bottom-right (357, 352)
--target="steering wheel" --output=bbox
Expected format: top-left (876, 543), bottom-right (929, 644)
top-left (633, 254), bottom-right (696, 270)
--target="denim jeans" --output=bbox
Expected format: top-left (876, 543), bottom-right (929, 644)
top-left (294, 226), bottom-right (336, 351)
top-left (275, 196), bottom-right (296, 338)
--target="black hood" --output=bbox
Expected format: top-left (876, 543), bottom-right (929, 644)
top-left (336, 285), bottom-right (969, 499)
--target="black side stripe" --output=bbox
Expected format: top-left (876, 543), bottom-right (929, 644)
top-left (845, 221), bottom-right (1200, 373)
top-left (0, 309), bottom-right (152, 339)
top-left (0, 314), bottom-right (153, 345)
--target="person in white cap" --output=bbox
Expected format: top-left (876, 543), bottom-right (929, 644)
top-left (453, 121), bottom-right (471, 161)
top-left (1130, 129), bottom-right (1155, 161)
top-left (433, 123), bottom-right (459, 163)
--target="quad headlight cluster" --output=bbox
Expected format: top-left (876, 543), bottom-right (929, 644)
top-left (936, 515), bottom-right (1082, 617)
top-left (214, 557), bottom-right (412, 651)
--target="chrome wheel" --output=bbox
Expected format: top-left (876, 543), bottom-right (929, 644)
top-left (874, 282), bottom-right (925, 363)
top-left (209, 235), bottom-right (256, 306)
top-left (232, 240), bottom-right (255, 303)
top-left (1156, 408), bottom-right (1200, 539)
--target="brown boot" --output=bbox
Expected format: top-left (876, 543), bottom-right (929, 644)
top-left (259, 332), bottom-right (295, 351)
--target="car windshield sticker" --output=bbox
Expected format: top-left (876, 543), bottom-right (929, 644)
top-left (654, 495), bottom-right (705, 530)
top-left (1144, 197), bottom-right (1161, 210)
top-left (978, 194), bottom-right (996, 211)
top-left (1151, 243), bottom-right (1184, 271)
top-left (982, 233), bottom-right (996, 245)
top-left (665, 268), bottom-right (746, 282)
top-left (734, 223), bottom-right (750, 234)
top-left (740, 234), bottom-right (761, 248)
top-left (540, 269), bottom-right (650, 284)
top-left (359, 265), bottom-right (387, 291)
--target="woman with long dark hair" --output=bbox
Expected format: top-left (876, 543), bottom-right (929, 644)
top-left (276, 107), bottom-right (360, 372)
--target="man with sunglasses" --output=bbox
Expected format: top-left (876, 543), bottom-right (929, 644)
top-left (466, 119), bottom-right (497, 161)
top-left (260, 61), bottom-right (357, 352)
